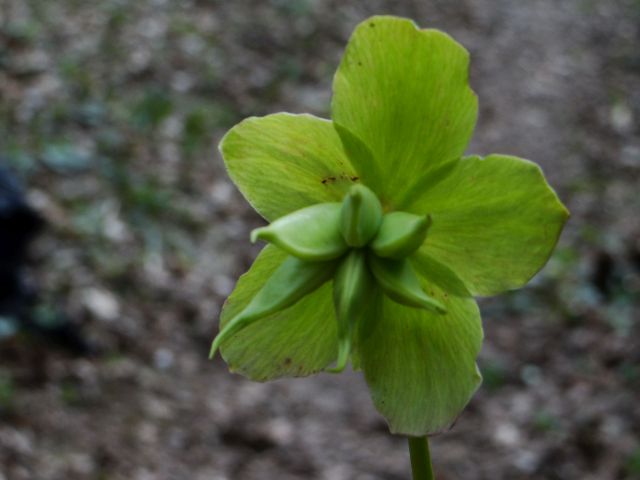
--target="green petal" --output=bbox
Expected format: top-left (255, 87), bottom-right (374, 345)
top-left (357, 280), bottom-right (483, 436)
top-left (251, 203), bottom-right (347, 261)
top-left (220, 113), bottom-right (359, 221)
top-left (332, 16), bottom-right (477, 206)
top-left (403, 154), bottom-right (570, 296)
top-left (218, 245), bottom-right (338, 381)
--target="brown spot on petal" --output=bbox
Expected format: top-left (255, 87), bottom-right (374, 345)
top-left (321, 175), bottom-right (337, 185)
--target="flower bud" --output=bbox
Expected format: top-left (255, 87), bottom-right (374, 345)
top-left (251, 203), bottom-right (347, 261)
top-left (339, 184), bottom-right (383, 247)
top-left (368, 256), bottom-right (446, 314)
top-left (210, 255), bottom-right (339, 358)
top-left (370, 212), bottom-right (431, 259)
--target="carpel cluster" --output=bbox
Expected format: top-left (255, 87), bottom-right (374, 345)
top-left (210, 183), bottom-right (445, 373)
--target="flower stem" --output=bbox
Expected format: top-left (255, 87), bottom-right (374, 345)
top-left (408, 436), bottom-right (435, 480)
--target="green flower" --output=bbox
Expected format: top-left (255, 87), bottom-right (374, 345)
top-left (210, 15), bottom-right (568, 436)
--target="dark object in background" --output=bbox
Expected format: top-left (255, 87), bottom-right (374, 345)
top-left (0, 165), bottom-right (91, 355)
top-left (0, 166), bottom-right (44, 300)
top-left (629, 240), bottom-right (640, 274)
top-left (591, 250), bottom-right (615, 300)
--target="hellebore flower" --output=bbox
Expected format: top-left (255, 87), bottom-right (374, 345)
top-left (211, 15), bottom-right (568, 437)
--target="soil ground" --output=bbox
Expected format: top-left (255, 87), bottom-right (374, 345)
top-left (1, 1), bottom-right (639, 479)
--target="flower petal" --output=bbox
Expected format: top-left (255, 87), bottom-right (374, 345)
top-left (403, 154), bottom-right (569, 296)
top-left (331, 16), bottom-right (477, 206)
top-left (357, 276), bottom-right (483, 436)
top-left (220, 113), bottom-right (358, 221)
top-left (219, 245), bottom-right (337, 381)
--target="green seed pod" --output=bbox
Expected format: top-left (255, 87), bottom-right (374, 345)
top-left (328, 249), bottom-right (374, 373)
top-left (210, 256), bottom-right (339, 358)
top-left (368, 255), bottom-right (446, 314)
top-left (251, 203), bottom-right (348, 261)
top-left (339, 184), bottom-right (383, 247)
top-left (370, 212), bottom-right (432, 259)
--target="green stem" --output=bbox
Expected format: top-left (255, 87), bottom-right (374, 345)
top-left (408, 436), bottom-right (435, 480)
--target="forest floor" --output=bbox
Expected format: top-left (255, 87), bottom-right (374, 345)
top-left (1, 1), bottom-right (639, 479)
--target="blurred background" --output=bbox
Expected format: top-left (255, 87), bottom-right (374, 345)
top-left (1, 0), bottom-right (639, 479)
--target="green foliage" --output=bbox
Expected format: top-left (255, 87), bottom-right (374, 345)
top-left (532, 411), bottom-right (561, 433)
top-left (2, 21), bottom-right (40, 45)
top-left (213, 15), bottom-right (568, 436)
top-left (624, 447), bottom-right (640, 477)
top-left (480, 361), bottom-right (509, 392)
top-left (132, 90), bottom-right (173, 130)
top-left (60, 382), bottom-right (82, 406)
top-left (182, 108), bottom-right (211, 155)
top-left (0, 317), bottom-right (18, 340)
top-left (2, 147), bottom-right (37, 176)
top-left (0, 371), bottom-right (15, 412)
top-left (41, 143), bottom-right (94, 173)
